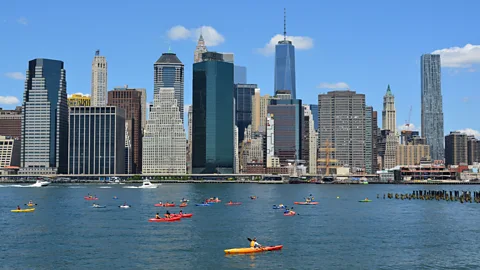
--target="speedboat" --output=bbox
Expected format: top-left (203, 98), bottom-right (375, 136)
top-left (30, 180), bottom-right (50, 187)
top-left (138, 180), bottom-right (158, 189)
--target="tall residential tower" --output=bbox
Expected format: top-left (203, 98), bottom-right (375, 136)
top-left (91, 50), bottom-right (107, 106)
top-left (421, 54), bottom-right (444, 161)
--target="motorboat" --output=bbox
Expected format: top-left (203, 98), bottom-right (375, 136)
top-left (138, 180), bottom-right (158, 189)
top-left (30, 179), bottom-right (50, 187)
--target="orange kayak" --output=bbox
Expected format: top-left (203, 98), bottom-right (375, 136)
top-left (294, 201), bottom-right (318, 205)
top-left (148, 216), bottom-right (181, 222)
top-left (225, 202), bottom-right (242, 206)
top-left (179, 203), bottom-right (188, 207)
top-left (154, 203), bottom-right (176, 207)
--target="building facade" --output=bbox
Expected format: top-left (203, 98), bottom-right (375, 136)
top-left (258, 94), bottom-right (271, 133)
top-left (187, 105), bottom-right (193, 173)
top-left (91, 50), bottom-right (107, 106)
top-left (194, 34), bottom-right (208, 64)
top-left (142, 87), bottom-right (186, 174)
top-left (68, 106), bottom-right (125, 175)
top-left (421, 54), bottom-right (444, 161)
top-left (20, 59), bottom-right (68, 174)
top-left (234, 84), bottom-right (257, 143)
top-left (382, 85), bottom-right (396, 133)
top-left (318, 91), bottom-right (366, 171)
top-left (267, 96), bottom-right (303, 165)
top-left (365, 106), bottom-right (373, 173)
top-left (192, 52), bottom-right (234, 174)
top-left (0, 106), bottom-right (22, 139)
top-left (396, 144), bottom-right (430, 166)
top-left (107, 87), bottom-right (144, 173)
top-left (251, 88), bottom-right (261, 132)
top-left (467, 136), bottom-right (480, 165)
top-left (68, 94), bottom-right (91, 107)
top-left (303, 105), bottom-right (317, 174)
top-left (0, 136), bottom-right (20, 168)
top-left (266, 113), bottom-right (275, 166)
top-left (154, 52), bottom-right (184, 122)
top-left (372, 111), bottom-right (379, 172)
top-left (445, 131), bottom-right (468, 166)
top-left (309, 104), bottom-right (319, 131)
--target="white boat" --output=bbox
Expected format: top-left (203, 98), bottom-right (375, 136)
top-left (30, 180), bottom-right (50, 187)
top-left (138, 180), bottom-right (158, 189)
top-left (119, 205), bottom-right (131, 208)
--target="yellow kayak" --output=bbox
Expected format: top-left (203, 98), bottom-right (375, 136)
top-left (27, 203), bottom-right (35, 207)
top-left (11, 208), bottom-right (35, 213)
top-left (224, 245), bottom-right (283, 254)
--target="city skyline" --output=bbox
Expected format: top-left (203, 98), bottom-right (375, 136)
top-left (1, 1), bottom-right (480, 137)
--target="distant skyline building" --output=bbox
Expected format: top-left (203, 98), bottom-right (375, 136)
top-left (365, 106), bottom-right (373, 173)
top-left (274, 9), bottom-right (296, 99)
top-left (382, 85), bottom-right (396, 133)
top-left (372, 111), bottom-right (379, 172)
top-left (108, 86), bottom-right (145, 173)
top-left (142, 87), bottom-right (186, 174)
top-left (91, 50), bottom-right (107, 106)
top-left (0, 136), bottom-right (20, 168)
top-left (421, 54), bottom-right (444, 161)
top-left (0, 106), bottom-right (22, 139)
top-left (194, 34), bottom-right (208, 64)
top-left (396, 144), bottom-right (430, 166)
top-left (68, 94), bottom-right (91, 107)
top-left (187, 105), bottom-right (193, 173)
top-left (266, 113), bottom-right (275, 166)
top-left (68, 106), bottom-right (125, 175)
top-left (309, 104), bottom-right (319, 131)
top-left (234, 84), bottom-right (257, 143)
top-left (234, 66), bottom-right (247, 84)
top-left (318, 91), bottom-right (366, 170)
top-left (303, 105), bottom-right (317, 174)
top-left (192, 52), bottom-right (234, 174)
top-left (445, 131), bottom-right (467, 166)
top-left (267, 94), bottom-right (303, 165)
top-left (154, 51), bottom-right (185, 122)
top-left (467, 136), bottom-right (480, 165)
top-left (258, 94), bottom-right (271, 133)
top-left (20, 58), bottom-right (68, 174)
top-left (251, 88), bottom-right (261, 132)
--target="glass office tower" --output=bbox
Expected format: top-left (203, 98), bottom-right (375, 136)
top-left (274, 40), bottom-right (296, 99)
top-left (192, 52), bottom-right (234, 174)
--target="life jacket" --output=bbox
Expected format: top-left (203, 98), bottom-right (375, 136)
top-left (250, 240), bottom-right (255, 248)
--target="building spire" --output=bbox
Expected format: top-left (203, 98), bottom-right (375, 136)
top-left (284, 8), bottom-right (287, 41)
top-left (386, 84), bottom-right (392, 96)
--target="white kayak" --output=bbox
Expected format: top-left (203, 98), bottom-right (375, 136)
top-left (119, 205), bottom-right (131, 208)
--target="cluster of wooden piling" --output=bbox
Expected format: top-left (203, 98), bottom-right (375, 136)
top-left (376, 190), bottom-right (480, 203)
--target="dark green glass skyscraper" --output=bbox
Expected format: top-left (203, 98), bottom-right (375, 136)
top-left (192, 52), bottom-right (234, 174)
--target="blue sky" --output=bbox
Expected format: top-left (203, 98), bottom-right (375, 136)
top-left (1, 0), bottom-right (480, 136)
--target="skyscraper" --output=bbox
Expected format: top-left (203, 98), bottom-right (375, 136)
top-left (142, 87), bottom-right (186, 174)
top-left (91, 50), bottom-right (107, 106)
top-left (68, 106), bottom-right (125, 175)
top-left (258, 94), bottom-right (271, 133)
top-left (194, 34), bottom-right (208, 64)
top-left (274, 9), bottom-right (296, 99)
top-left (365, 106), bottom-right (373, 173)
top-left (267, 94), bottom-right (303, 165)
top-left (154, 51), bottom-right (185, 122)
top-left (234, 84), bottom-right (257, 143)
top-left (108, 86), bottom-right (144, 173)
top-left (187, 105), bottom-right (193, 173)
top-left (0, 106), bottom-right (22, 139)
top-left (192, 52), bottom-right (234, 174)
top-left (20, 59), bottom-right (68, 174)
top-left (382, 85), bottom-right (396, 133)
top-left (251, 88), bottom-right (261, 132)
top-left (318, 91), bottom-right (366, 170)
top-left (220, 53), bottom-right (247, 84)
top-left (303, 105), bottom-right (317, 174)
top-left (421, 54), bottom-right (444, 161)
top-left (445, 131), bottom-right (467, 166)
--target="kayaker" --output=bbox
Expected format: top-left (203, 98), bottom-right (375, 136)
top-left (159, 201), bottom-right (163, 205)
top-left (17, 205), bottom-right (21, 210)
top-left (165, 210), bottom-right (171, 218)
top-left (179, 210), bottom-right (183, 215)
top-left (123, 202), bottom-right (127, 206)
top-left (250, 238), bottom-right (262, 248)
top-left (155, 213), bottom-right (161, 219)
top-left (229, 200), bottom-right (233, 204)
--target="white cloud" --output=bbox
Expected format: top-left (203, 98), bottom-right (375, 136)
top-left (398, 123), bottom-right (416, 131)
top-left (0, 96), bottom-right (20, 105)
top-left (432, 44), bottom-right (480, 68)
top-left (257, 34), bottom-right (313, 56)
top-left (457, 128), bottom-right (480, 139)
top-left (317, 82), bottom-right (349, 89)
top-left (67, 92), bottom-right (90, 98)
top-left (167, 25), bottom-right (190, 40)
top-left (17, 17), bottom-right (28, 25)
top-left (166, 25), bottom-right (225, 47)
top-left (4, 72), bottom-right (25, 80)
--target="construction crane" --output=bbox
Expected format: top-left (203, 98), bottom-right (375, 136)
top-left (404, 105), bottom-right (413, 130)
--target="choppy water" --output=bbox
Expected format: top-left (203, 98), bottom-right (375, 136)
top-left (1, 183), bottom-right (480, 269)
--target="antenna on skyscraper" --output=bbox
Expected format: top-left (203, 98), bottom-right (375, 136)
top-left (283, 8), bottom-right (287, 41)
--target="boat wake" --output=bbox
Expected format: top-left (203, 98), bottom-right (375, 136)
top-left (123, 186), bottom-right (140, 189)
top-left (0, 184), bottom-right (30, 188)
top-left (98, 186), bottom-right (112, 189)
top-left (67, 186), bottom-right (86, 189)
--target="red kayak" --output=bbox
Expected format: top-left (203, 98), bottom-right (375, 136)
top-left (179, 203), bottom-right (188, 207)
top-left (154, 203), bottom-right (176, 207)
top-left (84, 197), bottom-right (98, 200)
top-left (284, 211), bottom-right (296, 216)
top-left (225, 202), bottom-right (242, 206)
top-left (294, 201), bottom-right (318, 205)
top-left (148, 216), bottom-right (181, 222)
top-left (166, 213), bottom-right (193, 218)
top-left (206, 199), bottom-right (221, 203)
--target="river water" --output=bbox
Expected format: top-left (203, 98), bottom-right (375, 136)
top-left (1, 183), bottom-right (480, 269)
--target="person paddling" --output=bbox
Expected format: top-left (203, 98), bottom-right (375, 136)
top-left (17, 205), bottom-right (21, 210)
top-left (165, 210), bottom-right (171, 218)
top-left (250, 238), bottom-right (262, 248)
top-left (155, 213), bottom-right (161, 219)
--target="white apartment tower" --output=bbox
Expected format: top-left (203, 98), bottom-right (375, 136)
top-left (382, 85), bottom-right (396, 133)
top-left (142, 87), bottom-right (186, 174)
top-left (91, 50), bottom-right (107, 106)
top-left (194, 34), bottom-right (208, 64)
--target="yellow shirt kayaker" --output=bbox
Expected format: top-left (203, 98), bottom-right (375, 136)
top-left (155, 213), bottom-right (160, 219)
top-left (250, 238), bottom-right (262, 248)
